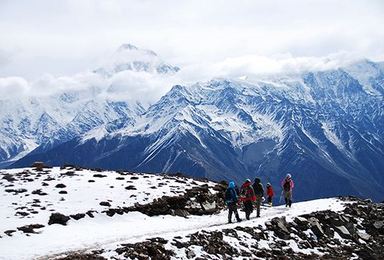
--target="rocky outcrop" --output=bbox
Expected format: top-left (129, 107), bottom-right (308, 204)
top-left (102, 183), bottom-right (226, 218)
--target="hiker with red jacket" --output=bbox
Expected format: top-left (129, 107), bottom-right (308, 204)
top-left (266, 182), bottom-right (274, 206)
top-left (281, 173), bottom-right (294, 207)
top-left (240, 179), bottom-right (256, 220)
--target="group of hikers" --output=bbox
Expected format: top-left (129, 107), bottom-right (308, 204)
top-left (224, 173), bottom-right (294, 223)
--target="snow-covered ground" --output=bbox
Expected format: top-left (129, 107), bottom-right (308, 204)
top-left (0, 167), bottom-right (346, 259)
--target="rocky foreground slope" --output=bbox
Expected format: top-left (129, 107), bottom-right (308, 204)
top-left (55, 197), bottom-right (384, 260)
top-left (1, 166), bottom-right (383, 259)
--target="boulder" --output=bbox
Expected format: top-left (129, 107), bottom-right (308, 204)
top-left (31, 189), bottom-right (48, 196)
top-left (17, 224), bottom-right (44, 233)
top-left (357, 231), bottom-right (371, 241)
top-left (373, 221), bottom-right (383, 230)
top-left (100, 201), bottom-right (111, 207)
top-left (308, 217), bottom-right (325, 238)
top-left (48, 213), bottom-right (70, 225)
top-left (55, 183), bottom-right (66, 188)
top-left (335, 225), bottom-right (351, 239)
top-left (32, 161), bottom-right (46, 171)
top-left (70, 213), bottom-right (86, 220)
top-left (270, 217), bottom-right (290, 240)
top-left (4, 230), bottom-right (16, 236)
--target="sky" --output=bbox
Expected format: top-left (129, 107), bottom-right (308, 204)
top-left (0, 0), bottom-right (383, 101)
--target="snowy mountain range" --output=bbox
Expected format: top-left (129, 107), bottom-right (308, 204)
top-left (1, 44), bottom-right (384, 201)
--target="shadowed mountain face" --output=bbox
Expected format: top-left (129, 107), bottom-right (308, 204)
top-left (11, 60), bottom-right (384, 202)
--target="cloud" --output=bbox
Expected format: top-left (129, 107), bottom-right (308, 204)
top-left (0, 0), bottom-right (383, 78)
top-left (0, 51), bottom-right (372, 104)
top-left (0, 76), bottom-right (29, 97)
top-left (0, 0), bottom-right (383, 103)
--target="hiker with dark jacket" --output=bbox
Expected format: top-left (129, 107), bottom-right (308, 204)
top-left (252, 177), bottom-right (264, 217)
top-left (240, 179), bottom-right (256, 220)
top-left (281, 173), bottom-right (294, 207)
top-left (224, 181), bottom-right (241, 223)
top-left (266, 182), bottom-right (274, 206)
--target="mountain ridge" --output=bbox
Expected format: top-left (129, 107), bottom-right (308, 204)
top-left (1, 45), bottom-right (383, 201)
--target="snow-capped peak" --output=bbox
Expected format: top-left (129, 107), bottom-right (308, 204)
top-left (94, 43), bottom-right (180, 76)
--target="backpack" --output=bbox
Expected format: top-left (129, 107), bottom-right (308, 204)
top-left (283, 180), bottom-right (291, 192)
top-left (253, 183), bottom-right (264, 196)
top-left (225, 188), bottom-right (233, 202)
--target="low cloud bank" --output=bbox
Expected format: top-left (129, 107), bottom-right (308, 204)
top-left (0, 52), bottom-right (369, 104)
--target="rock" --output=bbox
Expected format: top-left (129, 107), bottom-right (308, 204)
top-left (70, 213), bottom-right (86, 220)
top-left (5, 188), bottom-right (27, 195)
top-left (61, 171), bottom-right (76, 177)
top-left (2, 174), bottom-right (16, 182)
top-left (125, 185), bottom-right (137, 190)
top-left (116, 240), bottom-right (174, 259)
top-left (165, 196), bottom-right (188, 209)
top-left (17, 224), bottom-right (44, 233)
top-left (357, 231), bottom-right (371, 241)
top-left (270, 217), bottom-right (290, 239)
top-left (93, 174), bottom-right (107, 178)
top-left (335, 225), bottom-right (351, 239)
top-left (32, 161), bottom-right (46, 171)
top-left (308, 217), bottom-right (325, 238)
top-left (4, 230), bottom-right (16, 236)
top-left (55, 183), bottom-right (66, 188)
top-left (173, 209), bottom-right (189, 218)
top-left (100, 201), bottom-right (111, 207)
top-left (15, 211), bottom-right (30, 217)
top-left (48, 213), bottom-right (70, 225)
top-left (373, 221), bottom-right (383, 230)
top-left (86, 211), bottom-right (95, 218)
top-left (31, 189), bottom-right (48, 196)
top-left (186, 248), bottom-right (196, 258)
top-left (201, 201), bottom-right (217, 213)
top-left (294, 217), bottom-right (309, 229)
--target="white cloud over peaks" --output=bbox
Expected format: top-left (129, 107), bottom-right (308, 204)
top-left (209, 52), bottom-right (361, 78)
top-left (0, 51), bottom-right (372, 104)
top-left (0, 77), bottom-right (29, 98)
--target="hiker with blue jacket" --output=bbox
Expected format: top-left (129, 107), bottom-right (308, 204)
top-left (224, 181), bottom-right (242, 223)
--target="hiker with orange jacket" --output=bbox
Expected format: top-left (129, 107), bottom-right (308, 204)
top-left (266, 182), bottom-right (274, 206)
top-left (239, 179), bottom-right (256, 220)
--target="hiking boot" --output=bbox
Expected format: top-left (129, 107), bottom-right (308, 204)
top-left (237, 218), bottom-right (242, 222)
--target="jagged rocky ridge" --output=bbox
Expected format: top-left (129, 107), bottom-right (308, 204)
top-left (56, 197), bottom-right (384, 260)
